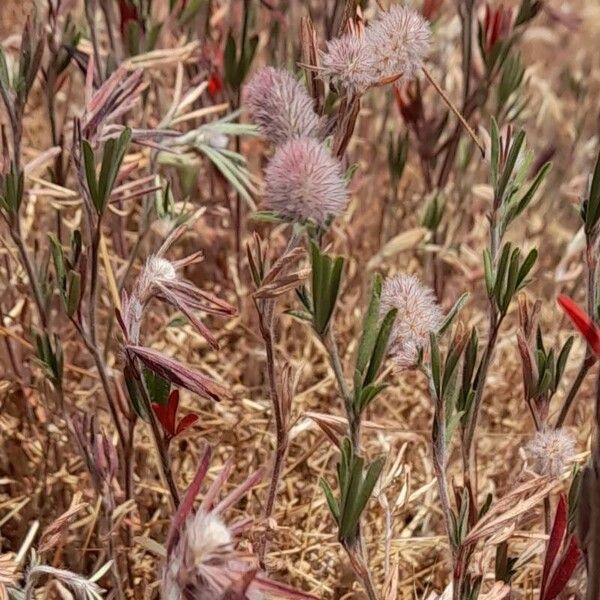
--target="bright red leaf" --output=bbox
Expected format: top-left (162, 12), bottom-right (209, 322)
top-left (557, 294), bottom-right (600, 356)
top-left (152, 389), bottom-right (198, 441)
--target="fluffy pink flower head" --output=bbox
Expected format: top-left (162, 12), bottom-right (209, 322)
top-left (263, 137), bottom-right (348, 225)
top-left (364, 5), bottom-right (431, 83)
top-left (320, 34), bottom-right (377, 96)
top-left (163, 447), bottom-right (317, 600)
top-left (525, 428), bottom-right (575, 478)
top-left (244, 67), bottom-right (322, 146)
top-left (380, 273), bottom-right (443, 368)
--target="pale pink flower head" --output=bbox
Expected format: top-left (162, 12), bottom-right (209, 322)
top-left (263, 137), bottom-right (348, 225)
top-left (380, 274), bottom-right (443, 368)
top-left (244, 67), bottom-right (322, 146)
top-left (364, 5), bottom-right (431, 83)
top-left (525, 429), bottom-right (576, 477)
top-left (320, 34), bottom-right (377, 96)
top-left (163, 447), bottom-right (317, 600)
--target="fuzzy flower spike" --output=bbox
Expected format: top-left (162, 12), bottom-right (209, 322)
top-left (320, 34), bottom-right (377, 97)
top-left (365, 5), bottom-right (432, 84)
top-left (380, 273), bottom-right (443, 368)
top-left (163, 446), bottom-right (318, 600)
top-left (244, 67), bottom-right (322, 146)
top-left (263, 137), bottom-right (348, 226)
top-left (525, 428), bottom-right (576, 477)
top-left (320, 6), bottom-right (431, 95)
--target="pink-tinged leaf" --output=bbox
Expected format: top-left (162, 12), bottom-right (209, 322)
top-left (126, 345), bottom-right (233, 402)
top-left (541, 494), bottom-right (568, 597)
top-left (253, 574), bottom-right (319, 599)
top-left (543, 535), bottom-right (581, 600)
top-left (212, 467), bottom-right (266, 515)
top-left (557, 295), bottom-right (600, 356)
top-left (200, 458), bottom-right (234, 512)
top-left (167, 279), bottom-right (236, 316)
top-left (175, 413), bottom-right (199, 436)
top-left (167, 445), bottom-right (212, 554)
top-left (156, 282), bottom-right (220, 350)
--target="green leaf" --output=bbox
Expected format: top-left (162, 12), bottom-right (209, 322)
top-left (442, 343), bottom-right (463, 400)
top-left (355, 274), bottom-right (383, 378)
top-left (493, 242), bottom-right (512, 307)
top-left (497, 129), bottom-right (525, 203)
top-left (430, 332), bottom-right (441, 399)
top-left (586, 150), bottom-right (600, 234)
top-left (516, 247), bottom-right (538, 290)
top-left (66, 270), bottom-right (81, 318)
top-left (490, 118), bottom-right (500, 190)
top-left (320, 477), bottom-right (340, 524)
top-left (339, 456), bottom-right (364, 541)
top-left (82, 140), bottom-right (99, 208)
top-left (48, 233), bottom-right (66, 291)
top-left (437, 292), bottom-right (469, 336)
top-left (510, 162), bottom-right (551, 226)
top-left (358, 383), bottom-right (388, 412)
top-left (285, 309), bottom-right (314, 322)
top-left (500, 247), bottom-right (521, 312)
top-left (556, 336), bottom-right (574, 388)
top-left (0, 47), bottom-right (10, 90)
top-left (327, 256), bottom-right (344, 327)
top-left (483, 249), bottom-right (494, 296)
top-left (341, 457), bottom-right (384, 543)
top-left (223, 31), bottom-right (238, 88)
top-left (124, 365), bottom-right (149, 421)
top-left (143, 367), bottom-right (171, 406)
top-left (251, 211), bottom-right (286, 223)
top-left (363, 308), bottom-right (397, 388)
top-left (95, 128), bottom-right (132, 213)
top-left (239, 34), bottom-right (259, 82)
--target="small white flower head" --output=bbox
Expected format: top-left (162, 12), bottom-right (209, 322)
top-left (380, 274), bottom-right (443, 368)
top-left (320, 34), bottom-right (377, 96)
top-left (244, 67), bottom-right (322, 146)
top-left (525, 428), bottom-right (576, 477)
top-left (136, 256), bottom-right (178, 302)
top-left (163, 511), bottom-right (235, 600)
top-left (364, 5), bottom-right (432, 83)
top-left (263, 137), bottom-right (348, 225)
top-left (146, 256), bottom-right (178, 281)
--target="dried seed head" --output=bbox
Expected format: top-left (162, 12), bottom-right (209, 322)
top-left (321, 34), bottom-right (377, 96)
top-left (365, 5), bottom-right (431, 83)
top-left (380, 274), bottom-right (443, 369)
top-left (263, 137), bottom-right (348, 225)
top-left (244, 67), bottom-right (322, 146)
top-left (525, 428), bottom-right (576, 477)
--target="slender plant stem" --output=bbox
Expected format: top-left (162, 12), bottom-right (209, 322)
top-left (556, 238), bottom-right (598, 427)
top-left (89, 220), bottom-right (102, 346)
top-left (10, 222), bottom-right (48, 329)
top-left (260, 322), bottom-right (288, 526)
top-left (421, 66), bottom-right (484, 156)
top-left (130, 356), bottom-right (181, 509)
top-left (462, 318), bottom-right (501, 480)
top-left (556, 355), bottom-right (595, 428)
top-left (345, 543), bottom-right (380, 600)
top-left (322, 326), bottom-right (357, 447)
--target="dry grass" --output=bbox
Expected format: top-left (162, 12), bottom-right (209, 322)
top-left (1, 1), bottom-right (600, 598)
